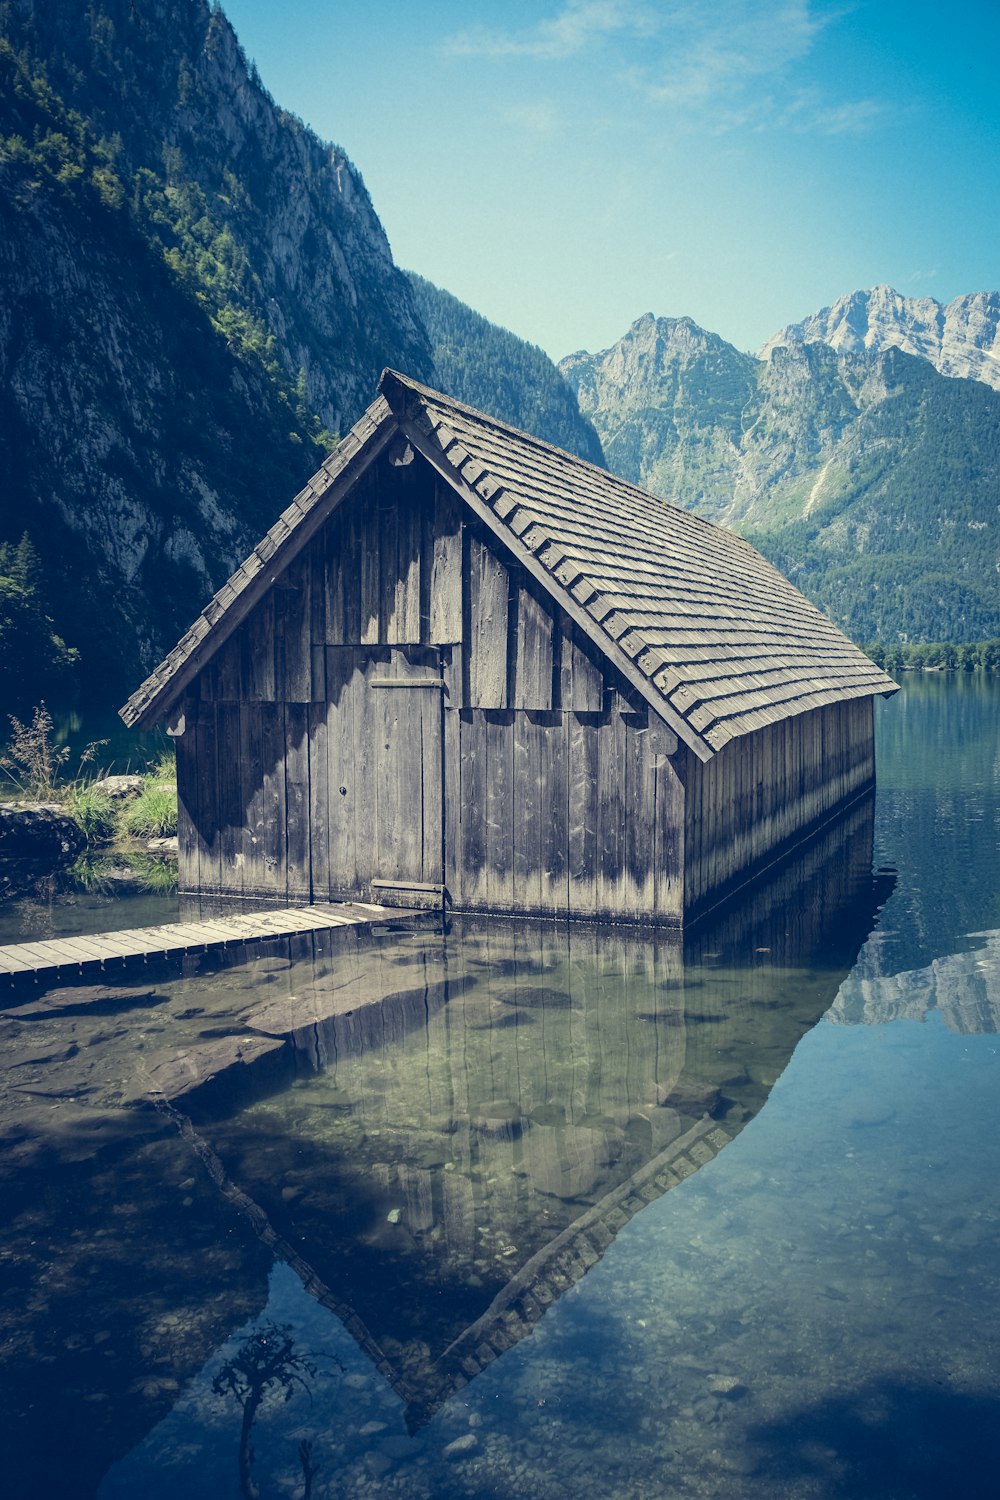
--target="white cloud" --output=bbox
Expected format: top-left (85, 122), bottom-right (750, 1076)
top-left (445, 1), bottom-right (658, 61)
top-left (447, 1), bottom-right (889, 139)
top-left (632, 1), bottom-right (826, 108)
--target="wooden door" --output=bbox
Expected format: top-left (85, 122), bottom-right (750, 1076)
top-left (323, 646), bottom-right (444, 902)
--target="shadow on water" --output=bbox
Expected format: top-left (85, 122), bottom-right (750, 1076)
top-left (0, 794), bottom-right (893, 1497)
top-left (747, 1377), bottom-right (1000, 1499)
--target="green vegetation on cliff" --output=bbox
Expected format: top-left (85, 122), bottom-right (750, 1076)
top-left (0, 537), bottom-right (77, 709)
top-left (0, 0), bottom-right (433, 698)
top-left (407, 273), bottom-right (604, 465)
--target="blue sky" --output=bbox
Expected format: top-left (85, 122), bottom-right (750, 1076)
top-left (221, 0), bottom-right (999, 360)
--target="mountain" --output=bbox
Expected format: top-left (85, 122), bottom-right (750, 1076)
top-left (561, 315), bottom-right (1000, 644)
top-left (406, 273), bottom-right (604, 465)
top-left (560, 313), bottom-right (756, 519)
top-left (0, 0), bottom-right (434, 701)
top-left (761, 285), bottom-right (1000, 393)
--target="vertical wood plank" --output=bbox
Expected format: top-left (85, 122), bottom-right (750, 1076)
top-left (307, 699), bottom-right (329, 894)
top-left (175, 711), bottom-right (199, 894)
top-left (513, 711), bottom-right (542, 912)
top-left (395, 495), bottom-right (423, 643)
top-left (322, 509), bottom-right (346, 644)
top-left (443, 706), bottom-right (462, 907)
top-left (259, 702), bottom-right (287, 896)
top-left (351, 651), bottom-right (382, 888)
top-left (243, 593), bottom-right (276, 701)
top-left (195, 702), bottom-right (221, 894)
top-left (420, 682), bottom-right (444, 884)
top-left (213, 633), bottom-right (243, 701)
top-left (359, 479), bottom-right (380, 645)
top-left (378, 482), bottom-right (402, 644)
top-left (217, 702), bottom-right (243, 893)
top-left (652, 747), bottom-right (683, 921)
top-left (596, 707), bottom-right (625, 918)
top-left (240, 702), bottom-right (266, 896)
top-left (429, 484), bottom-right (463, 644)
top-left (513, 582), bottom-right (554, 710)
top-left (568, 714), bottom-right (599, 919)
top-left (466, 530), bottom-right (509, 708)
top-left (274, 555), bottom-right (311, 701)
top-left (463, 709), bottom-right (490, 908)
top-left (325, 649), bottom-right (357, 895)
top-left (309, 535), bottom-right (327, 648)
top-left (561, 628), bottom-right (605, 713)
top-left (623, 719), bottom-right (654, 919)
top-left (485, 710), bottom-right (515, 912)
top-left (539, 711), bottom-right (569, 913)
top-left (285, 702), bottom-right (311, 901)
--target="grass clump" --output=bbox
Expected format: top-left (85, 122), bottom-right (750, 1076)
top-left (66, 783), bottom-right (118, 842)
top-left (1, 704), bottom-right (177, 847)
top-left (117, 779), bottom-right (178, 840)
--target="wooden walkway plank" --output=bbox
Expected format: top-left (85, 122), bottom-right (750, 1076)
top-left (0, 902), bottom-right (416, 982)
top-left (0, 948), bottom-right (37, 974)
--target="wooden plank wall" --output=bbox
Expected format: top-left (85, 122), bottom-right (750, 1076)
top-left (178, 448), bottom-right (687, 918)
top-left (682, 696), bottom-right (876, 915)
top-left (177, 455), bottom-right (457, 900)
top-left (445, 707), bottom-right (684, 922)
top-left (443, 524), bottom-right (685, 923)
top-left (175, 445), bottom-right (876, 921)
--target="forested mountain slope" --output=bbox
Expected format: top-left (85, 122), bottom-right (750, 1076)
top-left (0, 0), bottom-right (433, 701)
top-left (407, 273), bottom-right (604, 465)
top-left (562, 317), bottom-right (1000, 644)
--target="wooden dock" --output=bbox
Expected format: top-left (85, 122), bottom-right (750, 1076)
top-left (0, 902), bottom-right (413, 983)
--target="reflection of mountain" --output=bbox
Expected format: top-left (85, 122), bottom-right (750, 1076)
top-left (830, 934), bottom-right (1000, 1034)
top-left (188, 798), bottom-right (892, 1429)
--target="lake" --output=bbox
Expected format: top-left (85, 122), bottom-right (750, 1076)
top-left (1, 673), bottom-right (999, 1499)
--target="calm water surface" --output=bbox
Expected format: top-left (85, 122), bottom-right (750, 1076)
top-left (1, 674), bottom-right (999, 1499)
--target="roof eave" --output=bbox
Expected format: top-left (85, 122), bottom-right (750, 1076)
top-left (119, 397), bottom-right (399, 731)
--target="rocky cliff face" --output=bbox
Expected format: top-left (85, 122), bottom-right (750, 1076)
top-left (0, 155), bottom-right (313, 689)
top-left (0, 0), bottom-right (437, 696)
top-left (2, 0), bottom-right (433, 437)
top-left (560, 314), bottom-right (757, 521)
top-left (560, 316), bottom-right (1000, 643)
top-left (761, 285), bottom-right (1000, 393)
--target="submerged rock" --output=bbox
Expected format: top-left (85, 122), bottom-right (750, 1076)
top-left (443, 1432), bottom-right (478, 1459)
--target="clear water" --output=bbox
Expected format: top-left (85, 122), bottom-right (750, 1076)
top-left (2, 674), bottom-right (999, 1500)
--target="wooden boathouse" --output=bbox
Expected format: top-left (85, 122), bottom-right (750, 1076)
top-left (121, 369), bottom-right (897, 925)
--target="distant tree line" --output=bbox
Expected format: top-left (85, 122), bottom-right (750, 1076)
top-left (865, 640), bottom-right (1000, 672)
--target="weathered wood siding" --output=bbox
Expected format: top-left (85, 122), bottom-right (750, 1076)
top-left (682, 695), bottom-right (875, 915)
top-left (176, 449), bottom-right (687, 919)
top-left (177, 454), bottom-right (456, 901)
top-left (175, 444), bottom-right (877, 921)
top-left (439, 526), bottom-right (684, 922)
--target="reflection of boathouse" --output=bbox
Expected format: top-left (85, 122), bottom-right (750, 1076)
top-left (122, 371), bottom-right (896, 924)
top-left (0, 796), bottom-right (894, 1495)
top-left (182, 798), bottom-right (894, 1428)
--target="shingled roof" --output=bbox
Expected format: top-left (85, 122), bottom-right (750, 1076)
top-left (121, 369), bottom-right (896, 753)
